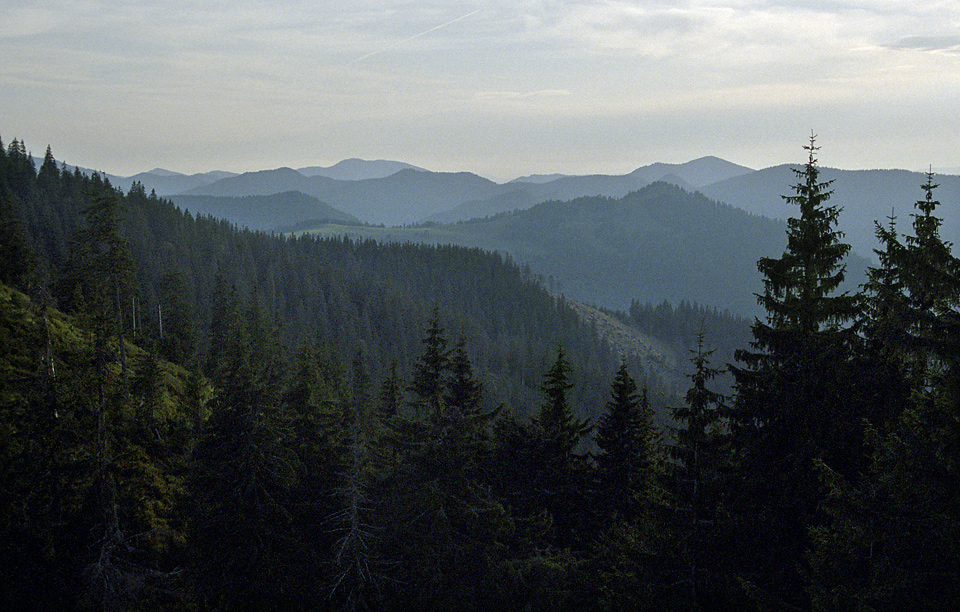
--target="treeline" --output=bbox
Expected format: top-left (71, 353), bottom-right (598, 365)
top-left (625, 298), bottom-right (753, 390)
top-left (627, 299), bottom-right (752, 354)
top-left (2, 135), bottom-right (960, 611)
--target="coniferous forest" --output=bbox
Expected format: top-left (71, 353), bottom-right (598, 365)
top-left (2, 135), bottom-right (960, 611)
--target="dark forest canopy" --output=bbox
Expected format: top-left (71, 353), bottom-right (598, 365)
top-left (2, 136), bottom-right (960, 611)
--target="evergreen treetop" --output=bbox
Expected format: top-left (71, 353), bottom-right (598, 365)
top-left (534, 346), bottom-right (590, 458)
top-left (595, 361), bottom-right (658, 521)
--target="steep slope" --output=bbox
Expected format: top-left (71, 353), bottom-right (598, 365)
top-left (560, 295), bottom-right (683, 390)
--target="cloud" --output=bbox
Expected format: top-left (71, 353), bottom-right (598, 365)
top-left (6, 1), bottom-right (960, 178)
top-left (888, 35), bottom-right (960, 52)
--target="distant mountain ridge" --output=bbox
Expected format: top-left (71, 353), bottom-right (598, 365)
top-left (91, 158), bottom-right (423, 197)
top-left (57, 154), bottom-right (753, 226)
top-left (114, 169), bottom-right (239, 196)
top-left (64, 154), bottom-right (960, 262)
top-left (297, 158), bottom-right (426, 180)
top-left (169, 191), bottom-right (360, 233)
top-left (182, 168), bottom-right (503, 227)
top-left (700, 165), bottom-right (960, 259)
top-left (424, 157), bottom-right (753, 224)
top-left (301, 182), bottom-right (870, 318)
top-left (179, 156), bottom-right (754, 226)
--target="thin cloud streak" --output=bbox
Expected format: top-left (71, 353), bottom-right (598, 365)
top-left (349, 8), bottom-right (481, 64)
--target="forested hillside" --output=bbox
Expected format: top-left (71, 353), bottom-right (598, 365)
top-left (304, 183), bottom-right (869, 317)
top-left (3, 135), bottom-right (960, 611)
top-left (3, 140), bottom-right (643, 421)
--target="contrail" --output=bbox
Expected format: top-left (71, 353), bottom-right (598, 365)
top-left (349, 9), bottom-right (480, 64)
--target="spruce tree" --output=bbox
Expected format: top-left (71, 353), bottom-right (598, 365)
top-left (325, 349), bottom-right (379, 611)
top-left (594, 361), bottom-right (658, 523)
top-left (670, 331), bottom-right (728, 609)
top-left (857, 212), bottom-right (913, 428)
top-left (379, 360), bottom-right (403, 423)
top-left (188, 288), bottom-right (299, 610)
top-left (528, 346), bottom-right (591, 550)
top-left (66, 179), bottom-right (137, 375)
top-left (407, 306), bottom-right (450, 421)
top-left (810, 172), bottom-right (960, 611)
top-left (534, 346), bottom-right (590, 460)
top-left (445, 337), bottom-right (485, 418)
top-left (899, 171), bottom-right (960, 386)
top-left (37, 145), bottom-right (60, 197)
top-left (377, 330), bottom-right (508, 609)
top-left (728, 136), bottom-right (860, 608)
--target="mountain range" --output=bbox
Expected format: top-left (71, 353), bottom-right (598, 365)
top-left (174, 156), bottom-right (755, 227)
top-left (299, 183), bottom-right (871, 319)
top-left (104, 157), bottom-right (957, 264)
top-left (169, 191), bottom-right (361, 232)
top-left (52, 153), bottom-right (956, 317)
top-left (700, 166), bottom-right (960, 260)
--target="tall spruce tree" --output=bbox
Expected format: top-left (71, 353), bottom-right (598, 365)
top-left (728, 136), bottom-right (860, 608)
top-left (535, 346), bottom-right (590, 460)
top-left (899, 171), bottom-right (960, 387)
top-left (528, 346), bottom-right (591, 551)
top-left (810, 172), bottom-right (960, 611)
top-left (594, 361), bottom-right (658, 524)
top-left (670, 331), bottom-right (728, 609)
top-left (407, 306), bottom-right (450, 421)
top-left (377, 325), bottom-right (508, 609)
top-left (857, 212), bottom-right (913, 429)
top-left (587, 363), bottom-right (672, 611)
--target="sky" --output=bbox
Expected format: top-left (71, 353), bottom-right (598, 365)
top-left (2, 0), bottom-right (959, 182)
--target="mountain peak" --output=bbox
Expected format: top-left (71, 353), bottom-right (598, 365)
top-left (146, 167), bottom-right (183, 177)
top-left (629, 156), bottom-right (754, 188)
top-left (297, 159), bottom-right (426, 181)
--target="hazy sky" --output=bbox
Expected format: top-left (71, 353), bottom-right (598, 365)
top-left (2, 1), bottom-right (959, 181)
